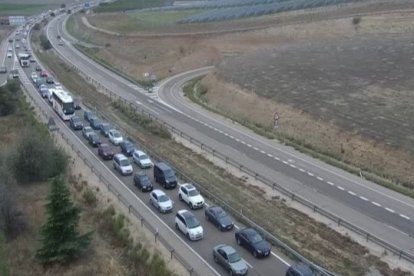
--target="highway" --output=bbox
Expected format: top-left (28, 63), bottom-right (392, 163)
top-left (0, 33), bottom-right (15, 86)
top-left (4, 19), bottom-right (295, 276)
top-left (47, 11), bottom-right (414, 259)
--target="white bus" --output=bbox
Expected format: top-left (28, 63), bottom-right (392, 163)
top-left (50, 89), bottom-right (75, 120)
top-left (18, 53), bottom-right (30, 67)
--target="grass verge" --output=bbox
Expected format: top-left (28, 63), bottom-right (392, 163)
top-left (0, 3), bottom-right (47, 16)
top-left (30, 31), bottom-right (412, 276)
top-left (94, 0), bottom-right (166, 13)
top-left (183, 77), bottom-right (414, 199)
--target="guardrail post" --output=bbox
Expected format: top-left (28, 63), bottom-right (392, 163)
top-left (128, 205), bottom-right (131, 213)
top-left (366, 233), bottom-right (370, 242)
top-left (291, 194), bottom-right (295, 201)
top-left (255, 173), bottom-right (258, 180)
top-left (170, 249), bottom-right (174, 259)
top-left (154, 229), bottom-right (158, 242)
top-left (188, 268), bottom-right (194, 276)
top-left (141, 218), bottom-right (144, 226)
top-left (200, 144), bottom-right (203, 150)
top-left (212, 149), bottom-right (215, 156)
top-left (272, 183), bottom-right (276, 190)
top-left (117, 193), bottom-right (120, 201)
top-left (225, 157), bottom-right (228, 163)
top-left (239, 164), bottom-right (243, 171)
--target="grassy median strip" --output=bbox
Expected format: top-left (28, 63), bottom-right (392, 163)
top-left (30, 32), bottom-right (410, 275)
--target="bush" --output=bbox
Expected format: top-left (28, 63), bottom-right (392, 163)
top-left (11, 128), bottom-right (68, 182)
top-left (0, 80), bottom-right (20, 116)
top-left (39, 34), bottom-right (52, 50)
top-left (33, 23), bottom-right (41, 31)
top-left (82, 188), bottom-right (97, 207)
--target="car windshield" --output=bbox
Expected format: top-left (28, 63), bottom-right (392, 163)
top-left (101, 145), bottom-right (110, 150)
top-left (228, 252), bottom-right (241, 263)
top-left (158, 195), bottom-right (169, 202)
top-left (249, 232), bottom-right (263, 243)
top-left (120, 159), bottom-right (130, 166)
top-left (113, 131), bottom-right (121, 138)
top-left (188, 189), bottom-right (199, 196)
top-left (164, 169), bottom-right (175, 178)
top-left (72, 117), bottom-right (80, 123)
top-left (186, 216), bottom-right (200, 229)
top-left (102, 124), bottom-right (111, 130)
top-left (140, 154), bottom-right (148, 160)
top-left (125, 143), bottom-right (134, 150)
top-left (63, 102), bottom-right (74, 115)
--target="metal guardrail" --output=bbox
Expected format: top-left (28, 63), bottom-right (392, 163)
top-left (17, 72), bottom-right (201, 276)
top-left (64, 61), bottom-right (414, 268)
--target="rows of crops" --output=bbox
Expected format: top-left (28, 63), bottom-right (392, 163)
top-left (176, 0), bottom-right (359, 23)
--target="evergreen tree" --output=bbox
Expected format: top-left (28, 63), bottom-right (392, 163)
top-left (36, 176), bottom-right (92, 263)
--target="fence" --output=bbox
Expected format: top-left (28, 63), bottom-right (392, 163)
top-left (17, 70), bottom-right (202, 276)
top-left (62, 55), bottom-right (414, 268)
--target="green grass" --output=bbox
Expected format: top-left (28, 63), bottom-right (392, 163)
top-left (127, 10), bottom-right (199, 26)
top-left (0, 3), bottom-right (47, 16)
top-left (94, 0), bottom-right (166, 13)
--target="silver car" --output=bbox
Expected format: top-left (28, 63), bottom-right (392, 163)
top-left (213, 244), bottom-right (248, 276)
top-left (149, 189), bottom-right (173, 213)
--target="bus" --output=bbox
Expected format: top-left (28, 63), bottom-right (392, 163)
top-left (50, 88), bottom-right (75, 120)
top-left (18, 53), bottom-right (30, 67)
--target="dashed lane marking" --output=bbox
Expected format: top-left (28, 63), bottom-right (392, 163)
top-left (307, 172), bottom-right (314, 177)
top-left (348, 191), bottom-right (356, 196)
top-left (316, 176), bottom-right (324, 181)
top-left (299, 168), bottom-right (305, 173)
top-left (337, 186), bottom-right (345, 191)
top-left (400, 214), bottom-right (410, 220)
top-left (360, 196), bottom-right (368, 201)
top-left (385, 207), bottom-right (395, 213)
top-left (372, 202), bottom-right (381, 207)
top-left (327, 181), bottom-right (334, 186)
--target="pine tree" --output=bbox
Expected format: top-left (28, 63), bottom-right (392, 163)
top-left (36, 176), bottom-right (92, 263)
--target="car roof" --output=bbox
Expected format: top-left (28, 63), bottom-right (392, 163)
top-left (152, 189), bottom-right (165, 196)
top-left (100, 143), bottom-right (110, 148)
top-left (84, 126), bottom-right (92, 130)
top-left (134, 150), bottom-right (145, 155)
top-left (114, 153), bottom-right (127, 160)
top-left (178, 210), bottom-right (195, 220)
top-left (289, 263), bottom-right (313, 276)
top-left (155, 162), bottom-right (171, 170)
top-left (240, 228), bottom-right (258, 236)
top-left (218, 244), bottom-right (236, 255)
top-left (209, 205), bottom-right (224, 213)
top-left (182, 183), bottom-right (196, 190)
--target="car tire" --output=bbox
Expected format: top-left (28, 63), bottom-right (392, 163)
top-left (229, 269), bottom-right (233, 276)
top-left (205, 214), bottom-right (210, 221)
top-left (237, 237), bottom-right (241, 246)
top-left (213, 255), bottom-right (218, 263)
top-left (253, 250), bottom-right (258, 258)
top-left (179, 194), bottom-right (183, 201)
top-left (189, 203), bottom-right (193, 209)
top-left (219, 225), bottom-right (223, 231)
top-left (141, 187), bottom-right (145, 192)
top-left (175, 223), bottom-right (179, 230)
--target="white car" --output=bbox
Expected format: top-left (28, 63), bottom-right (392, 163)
top-left (175, 210), bottom-right (204, 241)
top-left (15, 44), bottom-right (20, 49)
top-left (113, 154), bottom-right (133, 175)
top-left (132, 150), bottom-right (153, 169)
top-left (31, 72), bottom-right (38, 82)
top-left (108, 129), bottom-right (123, 145)
top-left (150, 189), bottom-right (173, 213)
top-left (178, 183), bottom-right (205, 209)
top-left (7, 51), bottom-right (12, 58)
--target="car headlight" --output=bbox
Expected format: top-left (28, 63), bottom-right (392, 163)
top-left (257, 249), bottom-right (262, 254)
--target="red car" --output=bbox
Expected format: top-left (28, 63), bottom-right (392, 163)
top-left (98, 143), bottom-right (114, 160)
top-left (40, 70), bottom-right (48, 77)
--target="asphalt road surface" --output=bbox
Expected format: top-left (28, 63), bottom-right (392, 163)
top-left (47, 12), bottom-right (414, 259)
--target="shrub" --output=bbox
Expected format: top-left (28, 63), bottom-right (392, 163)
top-left (11, 128), bottom-right (68, 182)
top-left (39, 34), bottom-right (52, 50)
top-left (82, 188), bottom-right (97, 207)
top-left (0, 80), bottom-right (20, 116)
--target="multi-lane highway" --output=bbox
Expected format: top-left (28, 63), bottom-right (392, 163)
top-left (7, 23), bottom-right (296, 276)
top-left (0, 34), bottom-right (15, 86)
top-left (47, 10), bottom-right (414, 261)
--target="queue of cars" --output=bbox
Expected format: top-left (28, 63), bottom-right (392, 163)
top-left (65, 107), bottom-right (280, 275)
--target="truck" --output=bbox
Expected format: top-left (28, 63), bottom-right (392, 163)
top-left (18, 53), bottom-right (30, 67)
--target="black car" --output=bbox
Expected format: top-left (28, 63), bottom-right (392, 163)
top-left (69, 115), bottom-right (83, 130)
top-left (73, 98), bottom-right (81, 110)
top-left (88, 132), bottom-right (101, 147)
top-left (285, 263), bottom-right (313, 276)
top-left (205, 206), bottom-right (234, 231)
top-left (35, 65), bottom-right (42, 71)
top-left (133, 172), bottom-right (153, 192)
top-left (235, 228), bottom-right (271, 258)
top-left (84, 110), bottom-right (95, 123)
top-left (120, 140), bottom-right (135, 157)
top-left (46, 77), bottom-right (54, 84)
top-left (100, 122), bottom-right (112, 137)
top-left (98, 143), bottom-right (114, 160)
top-left (90, 117), bottom-right (103, 130)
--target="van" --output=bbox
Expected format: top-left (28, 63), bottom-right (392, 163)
top-left (154, 162), bottom-right (177, 189)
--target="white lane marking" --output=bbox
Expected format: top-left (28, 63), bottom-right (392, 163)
top-left (282, 161), bottom-right (289, 165)
top-left (224, 133), bottom-right (229, 136)
top-left (253, 147), bottom-right (259, 151)
top-left (235, 138), bottom-right (240, 142)
top-left (147, 99), bottom-right (154, 103)
top-left (274, 157), bottom-right (280, 161)
top-left (348, 191), bottom-right (356, 196)
top-left (260, 150), bottom-right (266, 154)
top-left (385, 207), bottom-right (395, 213)
top-left (267, 153), bottom-right (273, 158)
top-left (400, 214), bottom-right (410, 220)
top-left (271, 252), bottom-right (290, 266)
top-left (229, 135), bottom-right (234, 139)
top-left (245, 260), bottom-right (253, 269)
top-left (316, 176), bottom-right (324, 181)
top-left (337, 186), bottom-right (345, 191)
top-left (247, 144), bottom-right (252, 147)
top-left (135, 100), bottom-right (142, 105)
top-left (359, 196), bottom-right (368, 201)
top-left (307, 172), bottom-right (314, 177)
top-left (372, 201), bottom-right (381, 207)
top-left (299, 168), bottom-right (305, 173)
top-left (234, 225), bottom-right (240, 230)
top-left (289, 164), bottom-right (296, 168)
top-left (327, 181), bottom-right (334, 186)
